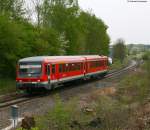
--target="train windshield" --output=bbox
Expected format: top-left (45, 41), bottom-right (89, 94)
top-left (19, 62), bottom-right (42, 77)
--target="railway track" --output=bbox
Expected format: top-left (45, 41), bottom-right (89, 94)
top-left (106, 60), bottom-right (137, 78)
top-left (0, 60), bottom-right (137, 109)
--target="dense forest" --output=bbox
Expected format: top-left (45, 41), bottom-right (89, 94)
top-left (0, 0), bottom-right (110, 78)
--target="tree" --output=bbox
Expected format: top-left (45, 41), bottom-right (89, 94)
top-left (40, 0), bottom-right (110, 55)
top-left (113, 39), bottom-right (126, 63)
top-left (34, 28), bottom-right (68, 55)
top-left (31, 0), bottom-right (43, 27)
top-left (0, 0), bottom-right (25, 20)
top-left (79, 12), bottom-right (110, 55)
top-left (41, 0), bottom-right (84, 55)
top-left (0, 15), bottom-right (27, 77)
top-left (142, 51), bottom-right (150, 61)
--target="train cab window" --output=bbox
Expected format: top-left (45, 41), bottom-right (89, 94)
top-left (46, 65), bottom-right (50, 75)
top-left (52, 65), bottom-right (55, 74)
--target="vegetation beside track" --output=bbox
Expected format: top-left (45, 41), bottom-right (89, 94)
top-left (0, 78), bottom-right (16, 95)
top-left (109, 57), bottom-right (130, 71)
top-left (17, 59), bottom-right (150, 130)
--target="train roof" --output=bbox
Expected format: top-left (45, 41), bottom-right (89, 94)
top-left (19, 55), bottom-right (108, 63)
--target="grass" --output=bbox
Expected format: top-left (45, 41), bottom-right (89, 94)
top-left (0, 78), bottom-right (16, 95)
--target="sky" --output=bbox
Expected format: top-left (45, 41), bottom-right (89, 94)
top-left (78, 0), bottom-right (150, 44)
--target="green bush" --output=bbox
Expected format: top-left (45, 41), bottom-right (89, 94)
top-left (36, 95), bottom-right (96, 130)
top-left (142, 51), bottom-right (150, 61)
top-left (110, 58), bottom-right (129, 70)
top-left (36, 95), bottom-right (73, 130)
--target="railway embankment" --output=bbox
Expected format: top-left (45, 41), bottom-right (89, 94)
top-left (15, 60), bottom-right (150, 130)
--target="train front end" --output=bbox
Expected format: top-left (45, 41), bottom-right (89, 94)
top-left (16, 58), bottom-right (50, 92)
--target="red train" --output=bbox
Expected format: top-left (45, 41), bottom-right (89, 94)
top-left (16, 55), bottom-right (108, 92)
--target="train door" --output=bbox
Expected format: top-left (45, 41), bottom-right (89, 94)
top-left (58, 64), bottom-right (68, 82)
top-left (45, 64), bottom-right (50, 85)
top-left (83, 61), bottom-right (88, 75)
top-left (58, 64), bottom-right (63, 81)
top-left (51, 64), bottom-right (56, 80)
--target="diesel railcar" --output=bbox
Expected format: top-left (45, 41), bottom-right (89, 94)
top-left (16, 56), bottom-right (108, 92)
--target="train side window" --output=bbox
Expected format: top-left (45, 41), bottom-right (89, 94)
top-left (46, 65), bottom-right (50, 75)
top-left (104, 60), bottom-right (106, 65)
top-left (106, 60), bottom-right (108, 65)
top-left (77, 63), bottom-right (81, 70)
top-left (101, 60), bottom-right (104, 66)
top-left (81, 63), bottom-right (83, 70)
top-left (96, 61), bottom-right (100, 67)
top-left (90, 61), bottom-right (101, 68)
top-left (66, 64), bottom-right (69, 72)
top-left (52, 65), bottom-right (55, 74)
top-left (62, 64), bottom-right (66, 72)
top-left (59, 64), bottom-right (63, 73)
top-left (71, 63), bottom-right (74, 71)
top-left (74, 63), bottom-right (77, 70)
top-left (69, 63), bottom-right (72, 71)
